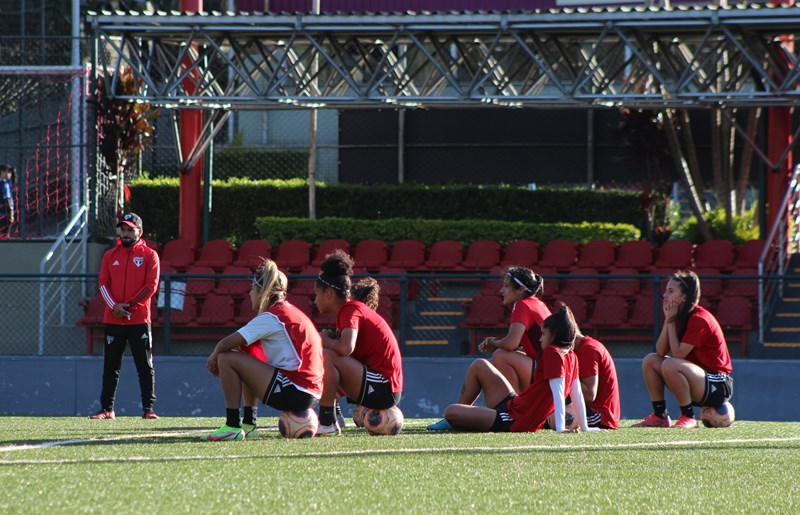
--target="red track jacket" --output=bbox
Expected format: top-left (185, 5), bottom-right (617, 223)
top-left (99, 238), bottom-right (160, 325)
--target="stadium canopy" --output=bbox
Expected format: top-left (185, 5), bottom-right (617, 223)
top-left (89, 4), bottom-right (800, 110)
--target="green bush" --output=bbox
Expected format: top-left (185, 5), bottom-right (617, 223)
top-left (254, 217), bottom-right (641, 247)
top-left (126, 178), bottom-right (645, 244)
top-left (674, 205), bottom-right (759, 244)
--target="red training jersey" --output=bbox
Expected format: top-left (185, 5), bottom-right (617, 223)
top-left (237, 300), bottom-right (324, 397)
top-left (99, 238), bottom-right (160, 325)
top-left (575, 335), bottom-right (620, 429)
top-left (681, 306), bottom-right (733, 375)
top-left (507, 344), bottom-right (579, 433)
top-left (338, 300), bottom-right (404, 393)
top-left (509, 296), bottom-right (551, 360)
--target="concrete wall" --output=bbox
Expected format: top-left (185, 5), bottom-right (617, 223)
top-left (0, 356), bottom-right (794, 421)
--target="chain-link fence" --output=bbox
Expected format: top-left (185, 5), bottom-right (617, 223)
top-left (0, 271), bottom-right (766, 359)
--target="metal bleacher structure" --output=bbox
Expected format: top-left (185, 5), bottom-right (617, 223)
top-left (77, 4), bottom-right (800, 357)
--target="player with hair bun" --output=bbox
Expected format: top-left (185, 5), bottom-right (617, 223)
top-left (204, 258), bottom-right (324, 441)
top-left (633, 270), bottom-right (734, 429)
top-left (350, 277), bottom-right (381, 310)
top-left (441, 305), bottom-right (600, 434)
top-left (428, 266), bottom-right (550, 430)
top-left (314, 250), bottom-right (404, 436)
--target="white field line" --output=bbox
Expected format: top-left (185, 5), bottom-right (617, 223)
top-left (1, 435), bottom-right (799, 465)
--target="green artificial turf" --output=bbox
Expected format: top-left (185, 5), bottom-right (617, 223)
top-left (1, 417), bottom-right (799, 513)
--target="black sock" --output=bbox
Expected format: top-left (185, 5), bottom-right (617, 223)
top-left (226, 408), bottom-right (241, 428)
top-left (319, 406), bottom-right (335, 426)
top-left (680, 404), bottom-right (694, 419)
top-left (652, 401), bottom-right (668, 419)
top-left (243, 406), bottom-right (257, 426)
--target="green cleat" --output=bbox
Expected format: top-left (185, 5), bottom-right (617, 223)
top-left (203, 425), bottom-right (245, 441)
top-left (242, 423), bottom-right (258, 438)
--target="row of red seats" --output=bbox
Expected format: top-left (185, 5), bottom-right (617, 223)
top-left (149, 237), bottom-right (767, 275)
top-left (78, 292), bottom-right (396, 332)
top-left (463, 293), bottom-right (754, 354)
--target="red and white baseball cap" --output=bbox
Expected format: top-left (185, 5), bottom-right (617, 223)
top-left (117, 213), bottom-right (143, 230)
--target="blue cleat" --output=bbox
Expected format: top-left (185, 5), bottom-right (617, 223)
top-left (426, 419), bottom-right (453, 431)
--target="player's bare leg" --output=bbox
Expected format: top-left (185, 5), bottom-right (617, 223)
top-left (491, 348), bottom-right (532, 393)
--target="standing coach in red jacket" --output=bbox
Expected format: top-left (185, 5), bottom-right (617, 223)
top-left (89, 213), bottom-right (160, 420)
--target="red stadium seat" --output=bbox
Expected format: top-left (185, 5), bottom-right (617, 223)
top-left (312, 239), bottom-right (351, 266)
top-left (629, 296), bottom-right (656, 328)
top-left (287, 294), bottom-right (314, 319)
top-left (161, 239), bottom-right (195, 271)
top-left (235, 298), bottom-right (258, 324)
top-left (723, 268), bottom-right (758, 298)
top-left (616, 240), bottom-right (654, 271)
top-left (462, 240), bottom-right (501, 271)
top-left (588, 295), bottom-right (630, 328)
top-left (693, 239), bottom-right (735, 272)
top-left (461, 294), bottom-right (508, 353)
top-left (424, 240), bottom-right (464, 271)
top-left (575, 240), bottom-right (617, 271)
top-left (538, 239), bottom-right (578, 271)
top-left (291, 266), bottom-right (321, 297)
top-left (77, 293), bottom-right (108, 354)
top-left (695, 268), bottom-right (724, 299)
top-left (354, 239), bottom-right (389, 271)
top-left (480, 265), bottom-right (506, 296)
top-left (214, 266), bottom-right (253, 297)
top-left (144, 239), bottom-right (160, 254)
top-left (652, 239), bottom-right (694, 270)
top-left (169, 295), bottom-right (197, 326)
top-left (734, 239), bottom-right (766, 269)
top-left (195, 239), bottom-right (234, 271)
top-left (275, 239), bottom-right (312, 272)
top-left (600, 267), bottom-right (641, 298)
top-left (377, 267), bottom-right (404, 300)
top-left (233, 240), bottom-right (272, 270)
top-left (196, 294), bottom-right (235, 326)
top-left (184, 266), bottom-right (217, 298)
top-left (553, 295), bottom-right (588, 326)
top-left (536, 266), bottom-right (560, 296)
top-left (500, 240), bottom-right (539, 268)
top-left (560, 267), bottom-right (601, 298)
top-left (387, 239), bottom-right (427, 270)
top-left (376, 294), bottom-right (394, 326)
top-left (715, 296), bottom-right (753, 356)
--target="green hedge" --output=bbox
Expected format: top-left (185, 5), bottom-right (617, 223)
top-left (254, 217), bottom-right (640, 247)
top-left (127, 178), bottom-right (645, 244)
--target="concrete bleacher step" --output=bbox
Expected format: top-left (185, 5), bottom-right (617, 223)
top-left (403, 279), bottom-right (477, 356)
top-left (757, 254), bottom-right (800, 357)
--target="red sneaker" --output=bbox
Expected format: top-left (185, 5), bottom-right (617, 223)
top-left (631, 413), bottom-right (671, 428)
top-left (142, 410), bottom-right (160, 420)
top-left (671, 415), bottom-right (699, 429)
top-left (89, 410), bottom-right (115, 420)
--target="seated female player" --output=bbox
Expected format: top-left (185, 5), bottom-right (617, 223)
top-left (442, 305), bottom-right (600, 434)
top-left (204, 259), bottom-right (324, 441)
top-left (427, 266), bottom-right (549, 430)
top-left (573, 329), bottom-right (620, 430)
top-left (314, 251), bottom-right (404, 436)
top-left (632, 270), bottom-right (733, 429)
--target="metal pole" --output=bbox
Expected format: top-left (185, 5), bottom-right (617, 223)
top-left (70, 0), bottom-right (81, 221)
top-left (398, 109), bottom-right (405, 184)
top-left (586, 110), bottom-right (594, 186)
top-left (308, 0), bottom-right (320, 220)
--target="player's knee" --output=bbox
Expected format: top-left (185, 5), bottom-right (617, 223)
top-left (642, 352), bottom-right (663, 371)
top-left (469, 357), bottom-right (492, 373)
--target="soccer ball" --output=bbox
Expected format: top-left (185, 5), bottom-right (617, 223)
top-left (700, 402), bottom-right (736, 428)
top-left (364, 406), bottom-right (404, 436)
top-left (278, 409), bottom-right (319, 438)
top-left (547, 403), bottom-right (580, 431)
top-left (351, 405), bottom-right (369, 428)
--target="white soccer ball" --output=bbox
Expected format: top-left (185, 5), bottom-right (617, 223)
top-left (351, 404), bottom-right (369, 428)
top-left (548, 403), bottom-right (580, 431)
top-left (364, 406), bottom-right (404, 436)
top-left (700, 402), bottom-right (736, 428)
top-left (278, 409), bottom-right (319, 438)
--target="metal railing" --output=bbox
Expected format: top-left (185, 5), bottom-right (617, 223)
top-left (38, 205), bottom-right (88, 354)
top-left (759, 164), bottom-right (800, 343)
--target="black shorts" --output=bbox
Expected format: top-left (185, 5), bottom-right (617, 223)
top-left (262, 370), bottom-right (318, 412)
top-left (695, 372), bottom-right (734, 408)
top-left (491, 393), bottom-right (517, 432)
top-left (347, 366), bottom-right (401, 409)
